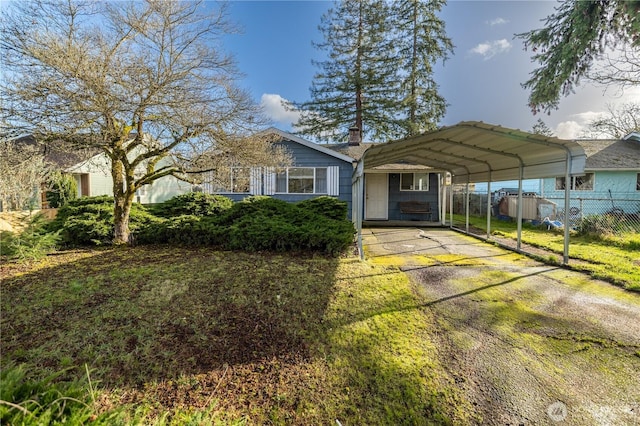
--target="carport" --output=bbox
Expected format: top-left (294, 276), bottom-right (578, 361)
top-left (352, 121), bottom-right (587, 263)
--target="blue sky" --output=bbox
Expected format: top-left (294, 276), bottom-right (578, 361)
top-left (223, 0), bottom-right (639, 141)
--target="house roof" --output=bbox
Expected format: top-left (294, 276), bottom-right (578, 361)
top-left (358, 121), bottom-right (587, 184)
top-left (262, 128), bottom-right (356, 163)
top-left (322, 142), bottom-right (377, 161)
top-left (576, 138), bottom-right (640, 171)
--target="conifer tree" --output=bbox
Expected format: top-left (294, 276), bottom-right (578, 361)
top-left (294, 0), bottom-right (400, 142)
top-left (295, 0), bottom-right (451, 142)
top-left (395, 0), bottom-right (453, 136)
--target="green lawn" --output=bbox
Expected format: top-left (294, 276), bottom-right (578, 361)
top-left (451, 215), bottom-right (640, 291)
top-left (1, 247), bottom-right (469, 425)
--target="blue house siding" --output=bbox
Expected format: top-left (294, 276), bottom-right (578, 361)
top-left (386, 173), bottom-right (440, 221)
top-left (542, 171), bottom-right (640, 216)
top-left (272, 140), bottom-right (354, 217)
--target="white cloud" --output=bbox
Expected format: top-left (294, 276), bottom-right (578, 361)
top-left (487, 17), bottom-right (508, 26)
top-left (554, 111), bottom-right (606, 139)
top-left (260, 93), bottom-right (302, 127)
top-left (469, 39), bottom-right (512, 60)
top-left (554, 121), bottom-right (584, 139)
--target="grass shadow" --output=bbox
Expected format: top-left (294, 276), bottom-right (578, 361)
top-left (1, 246), bottom-right (340, 390)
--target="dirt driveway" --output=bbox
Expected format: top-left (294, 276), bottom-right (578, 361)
top-left (363, 227), bottom-right (640, 425)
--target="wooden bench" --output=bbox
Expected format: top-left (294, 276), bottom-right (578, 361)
top-left (399, 201), bottom-right (432, 220)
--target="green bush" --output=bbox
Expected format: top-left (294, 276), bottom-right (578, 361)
top-left (0, 214), bottom-right (60, 261)
top-left (152, 192), bottom-right (233, 217)
top-left (220, 196), bottom-right (297, 224)
top-left (137, 215), bottom-right (226, 246)
top-left (49, 194), bottom-right (354, 255)
top-left (297, 196), bottom-right (348, 220)
top-left (45, 171), bottom-right (78, 208)
top-left (48, 196), bottom-right (156, 245)
top-left (137, 195), bottom-right (354, 256)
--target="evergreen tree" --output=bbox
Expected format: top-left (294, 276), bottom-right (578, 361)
top-left (531, 118), bottom-right (555, 137)
top-left (517, 0), bottom-right (640, 114)
top-left (294, 0), bottom-right (400, 142)
top-left (395, 0), bottom-right (453, 136)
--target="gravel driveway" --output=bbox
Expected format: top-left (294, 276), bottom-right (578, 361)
top-left (363, 227), bottom-right (640, 425)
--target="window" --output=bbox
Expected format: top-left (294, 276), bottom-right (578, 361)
top-left (212, 167), bottom-right (251, 193)
top-left (400, 173), bottom-right (430, 191)
top-left (275, 167), bottom-right (328, 194)
top-left (555, 173), bottom-right (594, 191)
top-left (637, 173), bottom-right (640, 191)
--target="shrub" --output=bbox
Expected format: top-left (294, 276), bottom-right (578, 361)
top-left (48, 196), bottom-right (155, 245)
top-left (0, 214), bottom-right (60, 261)
top-left (220, 196), bottom-right (296, 224)
top-left (223, 198), bottom-right (354, 255)
top-left (45, 171), bottom-right (78, 208)
top-left (152, 192), bottom-right (233, 217)
top-left (297, 196), bottom-right (348, 220)
top-left (137, 215), bottom-right (226, 246)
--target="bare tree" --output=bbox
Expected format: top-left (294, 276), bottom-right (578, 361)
top-left (587, 45), bottom-right (640, 92)
top-left (582, 102), bottom-right (640, 139)
top-left (1, 0), bottom-right (289, 243)
top-left (0, 139), bottom-right (51, 212)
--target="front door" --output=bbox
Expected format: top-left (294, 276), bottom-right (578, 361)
top-left (365, 174), bottom-right (388, 220)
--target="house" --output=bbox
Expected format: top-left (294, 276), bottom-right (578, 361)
top-left (65, 150), bottom-right (193, 205)
top-left (540, 133), bottom-right (640, 217)
top-left (197, 128), bottom-right (359, 217)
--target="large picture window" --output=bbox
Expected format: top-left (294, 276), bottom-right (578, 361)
top-left (555, 173), bottom-right (594, 191)
top-left (276, 167), bottom-right (329, 194)
top-left (400, 173), bottom-right (430, 191)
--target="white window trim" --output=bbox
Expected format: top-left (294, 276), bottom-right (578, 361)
top-left (271, 166), bottom-right (339, 195)
top-left (400, 172), bottom-right (430, 192)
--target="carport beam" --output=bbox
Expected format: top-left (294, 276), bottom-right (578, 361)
top-left (517, 167), bottom-right (523, 251)
top-left (486, 180), bottom-right (491, 239)
top-left (465, 182), bottom-right (470, 233)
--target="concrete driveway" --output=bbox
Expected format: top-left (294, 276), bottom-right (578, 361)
top-left (361, 227), bottom-right (640, 425)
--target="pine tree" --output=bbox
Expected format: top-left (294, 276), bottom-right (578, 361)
top-left (395, 0), bottom-right (453, 136)
top-left (294, 0), bottom-right (400, 142)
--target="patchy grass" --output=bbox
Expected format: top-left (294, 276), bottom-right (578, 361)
top-left (453, 215), bottom-right (640, 291)
top-left (1, 247), bottom-right (466, 424)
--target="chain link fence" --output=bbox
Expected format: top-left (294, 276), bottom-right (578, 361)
top-left (450, 190), bottom-right (640, 237)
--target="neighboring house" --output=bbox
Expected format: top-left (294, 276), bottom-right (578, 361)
top-left (541, 133), bottom-right (640, 217)
top-left (198, 128), bottom-right (359, 216)
top-left (66, 151), bottom-right (192, 204)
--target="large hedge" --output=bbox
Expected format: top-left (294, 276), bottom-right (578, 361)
top-left (151, 192), bottom-right (233, 217)
top-left (50, 195), bottom-right (355, 256)
top-left (47, 196), bottom-right (157, 245)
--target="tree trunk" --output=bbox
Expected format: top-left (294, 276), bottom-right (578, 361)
top-left (111, 156), bottom-right (135, 244)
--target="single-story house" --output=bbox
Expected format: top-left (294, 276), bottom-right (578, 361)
top-left (196, 128), bottom-right (360, 217)
top-left (540, 132), bottom-right (640, 217)
top-left (66, 151), bottom-right (192, 204)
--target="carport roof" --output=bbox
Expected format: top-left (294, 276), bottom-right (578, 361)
top-left (360, 121), bottom-right (587, 184)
